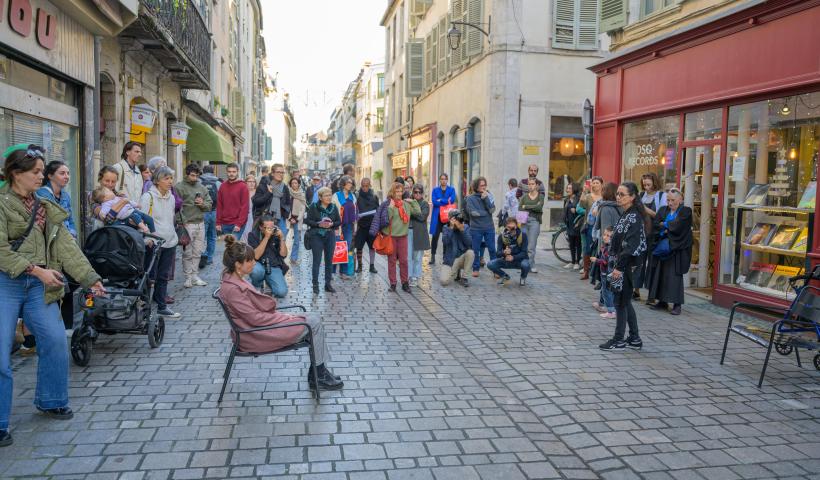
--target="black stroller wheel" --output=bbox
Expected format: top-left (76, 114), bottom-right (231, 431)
top-left (775, 342), bottom-right (793, 356)
top-left (147, 316), bottom-right (165, 348)
top-left (71, 333), bottom-right (92, 367)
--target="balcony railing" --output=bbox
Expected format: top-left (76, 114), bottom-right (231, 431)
top-left (127, 0), bottom-right (211, 89)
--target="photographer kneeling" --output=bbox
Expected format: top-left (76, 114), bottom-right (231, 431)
top-left (439, 210), bottom-right (474, 287)
top-left (488, 217), bottom-right (531, 286)
top-left (247, 215), bottom-right (289, 298)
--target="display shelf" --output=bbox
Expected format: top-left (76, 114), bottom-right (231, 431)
top-left (736, 282), bottom-right (796, 301)
top-left (740, 243), bottom-right (807, 258)
top-left (732, 204), bottom-right (813, 214)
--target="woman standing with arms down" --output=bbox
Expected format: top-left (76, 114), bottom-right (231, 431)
top-left (563, 182), bottom-right (583, 270)
top-left (599, 182), bottom-right (648, 351)
top-left (0, 144), bottom-right (105, 447)
top-left (288, 177), bottom-right (306, 264)
top-left (634, 172), bottom-right (667, 300)
top-left (304, 187), bottom-right (341, 294)
top-left (354, 178), bottom-right (379, 273)
top-left (517, 178), bottom-right (544, 273)
top-left (646, 188), bottom-right (693, 315)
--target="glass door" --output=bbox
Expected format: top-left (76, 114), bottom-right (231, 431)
top-left (681, 145), bottom-right (721, 289)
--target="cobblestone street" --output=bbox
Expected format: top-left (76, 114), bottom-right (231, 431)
top-left (3, 243), bottom-right (820, 479)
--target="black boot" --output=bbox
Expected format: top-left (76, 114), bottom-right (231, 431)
top-left (324, 284), bottom-right (336, 293)
top-left (0, 430), bottom-right (12, 447)
top-left (355, 252), bottom-right (363, 273)
top-left (402, 282), bottom-right (411, 293)
top-left (369, 264), bottom-right (377, 273)
top-left (313, 284), bottom-right (319, 294)
top-left (308, 364), bottom-right (344, 390)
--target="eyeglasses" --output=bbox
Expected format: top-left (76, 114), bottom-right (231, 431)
top-left (274, 170), bottom-right (285, 175)
top-left (615, 192), bottom-right (629, 197)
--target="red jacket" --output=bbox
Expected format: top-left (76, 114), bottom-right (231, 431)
top-left (216, 179), bottom-right (249, 226)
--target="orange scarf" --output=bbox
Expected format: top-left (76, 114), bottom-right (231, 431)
top-left (393, 198), bottom-right (409, 224)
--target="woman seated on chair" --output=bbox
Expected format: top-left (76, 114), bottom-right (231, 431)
top-left (218, 235), bottom-right (343, 391)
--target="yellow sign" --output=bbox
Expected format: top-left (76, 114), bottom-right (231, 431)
top-left (170, 123), bottom-right (190, 145)
top-left (392, 152), bottom-right (409, 169)
top-left (523, 145), bottom-right (540, 156)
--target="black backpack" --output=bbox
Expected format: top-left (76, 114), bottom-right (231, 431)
top-left (201, 176), bottom-right (219, 211)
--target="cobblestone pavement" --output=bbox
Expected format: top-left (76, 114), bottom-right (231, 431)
top-left (3, 239), bottom-right (820, 479)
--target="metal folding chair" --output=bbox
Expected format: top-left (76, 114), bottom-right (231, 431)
top-left (212, 289), bottom-right (320, 403)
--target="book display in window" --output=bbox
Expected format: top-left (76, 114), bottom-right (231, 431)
top-left (791, 227), bottom-right (809, 253)
top-left (745, 223), bottom-right (775, 245)
top-left (742, 184), bottom-right (769, 206)
top-left (798, 181), bottom-right (816, 210)
top-left (767, 224), bottom-right (802, 250)
top-left (744, 262), bottom-right (776, 288)
top-left (766, 266), bottom-right (803, 294)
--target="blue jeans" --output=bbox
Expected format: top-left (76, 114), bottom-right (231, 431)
top-left (220, 223), bottom-right (246, 239)
top-left (249, 263), bottom-right (288, 298)
top-left (410, 250), bottom-right (424, 279)
top-left (0, 272), bottom-right (70, 429)
top-left (601, 278), bottom-right (615, 313)
top-left (487, 258), bottom-right (531, 279)
top-left (334, 223), bottom-right (354, 274)
top-left (470, 228), bottom-right (497, 271)
top-left (117, 211), bottom-right (155, 232)
top-left (289, 223), bottom-right (301, 261)
top-left (407, 228), bottom-right (414, 273)
top-left (204, 210), bottom-right (216, 262)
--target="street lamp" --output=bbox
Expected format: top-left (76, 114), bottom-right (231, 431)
top-left (447, 17), bottom-right (491, 50)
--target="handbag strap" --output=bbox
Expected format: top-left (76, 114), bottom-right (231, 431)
top-left (11, 196), bottom-right (40, 252)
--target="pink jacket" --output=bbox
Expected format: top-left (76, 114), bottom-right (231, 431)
top-left (218, 273), bottom-right (305, 353)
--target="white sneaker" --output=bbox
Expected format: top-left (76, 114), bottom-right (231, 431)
top-left (573, 264), bottom-right (581, 270)
top-left (530, 267), bottom-right (538, 274)
top-left (184, 278), bottom-right (193, 288)
top-left (193, 276), bottom-right (208, 287)
top-left (564, 263), bottom-right (574, 269)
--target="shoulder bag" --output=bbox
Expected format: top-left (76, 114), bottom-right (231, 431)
top-left (373, 209), bottom-right (394, 256)
top-left (175, 210), bottom-right (191, 247)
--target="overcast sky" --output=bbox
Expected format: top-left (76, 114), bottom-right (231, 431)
top-left (261, 0), bottom-right (385, 140)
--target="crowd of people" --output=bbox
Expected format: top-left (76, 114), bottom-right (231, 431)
top-left (0, 140), bottom-right (695, 447)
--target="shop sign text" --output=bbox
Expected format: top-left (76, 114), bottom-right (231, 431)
top-left (2, 0), bottom-right (58, 50)
top-left (627, 142), bottom-right (659, 168)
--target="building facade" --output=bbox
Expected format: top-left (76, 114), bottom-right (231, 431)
top-left (267, 89), bottom-right (298, 172)
top-left (358, 62), bottom-right (386, 192)
top-left (590, 0), bottom-right (820, 308)
top-left (382, 0), bottom-right (606, 224)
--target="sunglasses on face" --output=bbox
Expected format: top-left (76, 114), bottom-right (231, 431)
top-left (25, 146), bottom-right (45, 159)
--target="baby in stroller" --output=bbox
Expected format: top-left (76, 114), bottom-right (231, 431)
top-left (92, 186), bottom-right (155, 233)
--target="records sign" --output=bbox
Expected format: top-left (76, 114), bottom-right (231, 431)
top-left (625, 141), bottom-right (660, 168)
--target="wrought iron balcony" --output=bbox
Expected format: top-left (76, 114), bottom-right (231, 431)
top-left (122, 0), bottom-right (211, 90)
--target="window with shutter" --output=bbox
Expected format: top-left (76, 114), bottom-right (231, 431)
top-left (431, 24), bottom-right (438, 85)
top-left (458, 0), bottom-right (468, 64)
top-left (449, 0), bottom-right (463, 69)
top-left (465, 0), bottom-right (483, 58)
top-left (437, 17), bottom-right (447, 81)
top-left (405, 40), bottom-right (425, 97)
top-left (232, 89), bottom-right (244, 131)
top-left (553, 0), bottom-right (599, 50)
top-left (600, 0), bottom-right (627, 32)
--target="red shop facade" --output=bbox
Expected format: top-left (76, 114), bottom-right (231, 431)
top-left (590, 0), bottom-right (820, 309)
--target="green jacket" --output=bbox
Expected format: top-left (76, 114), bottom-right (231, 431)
top-left (382, 199), bottom-right (420, 237)
top-left (0, 184), bottom-right (100, 304)
top-left (175, 179), bottom-right (212, 224)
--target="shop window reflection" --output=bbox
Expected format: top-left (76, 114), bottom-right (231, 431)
top-left (622, 115), bottom-right (679, 190)
top-left (549, 116), bottom-right (585, 201)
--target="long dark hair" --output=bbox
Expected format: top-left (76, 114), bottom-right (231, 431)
top-left (253, 214), bottom-right (275, 234)
top-left (602, 182), bottom-right (618, 201)
top-left (222, 235), bottom-right (255, 274)
top-left (621, 181), bottom-right (651, 232)
top-left (44, 160), bottom-right (67, 181)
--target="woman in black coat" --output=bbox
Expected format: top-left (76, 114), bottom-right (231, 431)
top-left (646, 188), bottom-right (692, 315)
top-left (354, 178), bottom-right (380, 273)
top-left (599, 181), bottom-right (649, 351)
top-left (303, 187), bottom-right (342, 294)
top-left (563, 182), bottom-right (583, 270)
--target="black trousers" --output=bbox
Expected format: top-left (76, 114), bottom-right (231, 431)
top-left (613, 269), bottom-right (639, 341)
top-left (150, 246), bottom-right (176, 310)
top-left (568, 234), bottom-right (582, 264)
top-left (310, 233), bottom-right (335, 287)
top-left (430, 221), bottom-right (443, 256)
top-left (61, 276), bottom-right (79, 330)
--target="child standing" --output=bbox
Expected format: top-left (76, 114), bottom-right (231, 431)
top-left (592, 226), bottom-right (616, 319)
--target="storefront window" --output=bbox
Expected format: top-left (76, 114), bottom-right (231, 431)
top-left (0, 54), bottom-right (77, 107)
top-left (622, 115), bottom-right (679, 190)
top-left (685, 108), bottom-right (722, 141)
top-left (719, 92), bottom-right (820, 298)
top-left (0, 109), bottom-right (81, 232)
top-left (549, 116), bottom-right (585, 200)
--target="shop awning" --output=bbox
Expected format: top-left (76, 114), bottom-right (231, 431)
top-left (185, 117), bottom-right (235, 164)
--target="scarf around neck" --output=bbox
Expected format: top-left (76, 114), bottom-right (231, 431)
top-left (268, 180), bottom-right (285, 218)
top-left (392, 198), bottom-right (409, 224)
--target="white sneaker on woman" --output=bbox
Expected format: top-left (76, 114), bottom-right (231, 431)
top-left (193, 276), bottom-right (208, 287)
top-left (564, 263), bottom-right (574, 269)
top-left (573, 264), bottom-right (581, 270)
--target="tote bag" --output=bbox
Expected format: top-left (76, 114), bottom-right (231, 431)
top-left (439, 203), bottom-right (457, 223)
top-left (374, 211), bottom-right (394, 256)
top-left (332, 240), bottom-right (349, 264)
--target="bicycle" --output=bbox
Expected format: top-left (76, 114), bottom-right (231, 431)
top-left (552, 224), bottom-right (571, 264)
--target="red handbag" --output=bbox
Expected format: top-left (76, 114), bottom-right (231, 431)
top-left (374, 212), bottom-right (394, 256)
top-left (439, 203), bottom-right (456, 223)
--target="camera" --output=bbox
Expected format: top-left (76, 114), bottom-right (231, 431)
top-left (262, 258), bottom-right (271, 276)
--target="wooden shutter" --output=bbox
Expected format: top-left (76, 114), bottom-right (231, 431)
top-left (600, 0), bottom-right (627, 32)
top-left (231, 89), bottom-right (244, 131)
top-left (405, 40), bottom-right (424, 97)
top-left (449, 0), bottom-right (463, 69)
top-left (552, 0), bottom-right (576, 49)
top-left (578, 0), bottom-right (599, 50)
top-left (430, 24), bottom-right (438, 85)
top-left (465, 0), bottom-right (483, 58)
top-left (437, 16), bottom-right (447, 81)
top-left (424, 33), bottom-right (433, 90)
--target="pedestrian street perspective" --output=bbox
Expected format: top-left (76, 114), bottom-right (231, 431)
top-left (4, 244), bottom-right (820, 479)
top-left (2, 0), bottom-right (820, 479)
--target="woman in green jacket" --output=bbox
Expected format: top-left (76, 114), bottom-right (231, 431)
top-left (0, 145), bottom-right (105, 448)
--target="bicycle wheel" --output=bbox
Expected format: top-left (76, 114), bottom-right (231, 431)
top-left (552, 228), bottom-right (571, 264)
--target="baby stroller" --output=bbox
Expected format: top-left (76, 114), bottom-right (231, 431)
top-left (70, 225), bottom-right (166, 366)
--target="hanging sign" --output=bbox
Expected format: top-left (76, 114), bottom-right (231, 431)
top-left (170, 122), bottom-right (190, 145)
top-left (130, 104), bottom-right (157, 134)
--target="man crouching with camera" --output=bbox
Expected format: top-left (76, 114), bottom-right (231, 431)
top-left (247, 214), bottom-right (289, 298)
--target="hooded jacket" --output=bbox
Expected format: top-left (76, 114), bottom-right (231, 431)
top-left (0, 184), bottom-right (100, 304)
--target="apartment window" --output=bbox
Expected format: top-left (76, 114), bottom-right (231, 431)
top-left (552, 0), bottom-right (599, 51)
top-left (377, 74), bottom-right (385, 98)
top-left (641, 0), bottom-right (675, 18)
top-left (392, 17), bottom-right (397, 60)
top-left (376, 108), bottom-right (384, 133)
